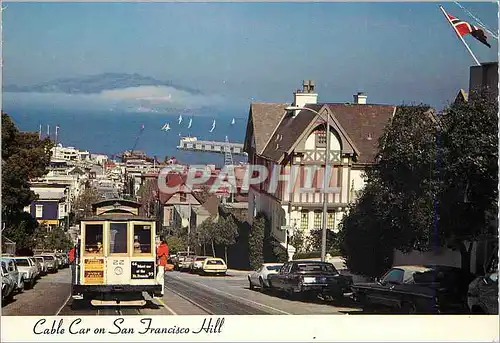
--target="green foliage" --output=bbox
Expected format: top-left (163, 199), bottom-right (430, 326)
top-left (137, 179), bottom-right (157, 217)
top-left (2, 113), bottom-right (53, 214)
top-left (271, 237), bottom-right (288, 263)
top-left (290, 228), bottom-right (306, 254)
top-left (165, 235), bottom-right (185, 254)
top-left (248, 213), bottom-right (265, 269)
top-left (217, 216), bottom-right (239, 263)
top-left (72, 187), bottom-right (103, 222)
top-left (306, 228), bottom-right (340, 254)
top-left (340, 95), bottom-right (498, 277)
top-left (2, 113), bottom-right (53, 251)
top-left (293, 251), bottom-right (322, 260)
top-left (44, 226), bottom-right (73, 251)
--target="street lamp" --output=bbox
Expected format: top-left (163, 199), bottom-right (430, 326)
top-left (285, 106), bottom-right (330, 262)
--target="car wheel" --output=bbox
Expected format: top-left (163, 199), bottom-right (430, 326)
top-left (17, 282), bottom-right (24, 294)
top-left (259, 277), bottom-right (265, 290)
top-left (248, 277), bottom-right (254, 290)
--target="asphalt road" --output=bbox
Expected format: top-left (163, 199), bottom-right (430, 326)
top-left (2, 269), bottom-right (363, 316)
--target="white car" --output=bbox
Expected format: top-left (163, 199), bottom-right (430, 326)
top-left (201, 257), bottom-right (227, 276)
top-left (1, 258), bottom-right (24, 293)
top-left (190, 256), bottom-right (209, 274)
top-left (13, 257), bottom-right (37, 289)
top-left (2, 264), bottom-right (16, 301)
top-left (248, 263), bottom-right (283, 290)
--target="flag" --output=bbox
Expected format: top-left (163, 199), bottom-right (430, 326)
top-left (445, 10), bottom-right (491, 48)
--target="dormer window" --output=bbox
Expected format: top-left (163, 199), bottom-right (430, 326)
top-left (180, 193), bottom-right (187, 202)
top-left (316, 130), bottom-right (327, 148)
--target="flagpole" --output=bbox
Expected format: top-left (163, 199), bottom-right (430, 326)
top-left (47, 125), bottom-right (50, 140)
top-left (440, 5), bottom-right (481, 66)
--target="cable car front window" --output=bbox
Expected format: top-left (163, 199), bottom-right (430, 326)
top-left (133, 224), bottom-right (152, 255)
top-left (84, 224), bottom-right (103, 255)
top-left (110, 222), bottom-right (128, 254)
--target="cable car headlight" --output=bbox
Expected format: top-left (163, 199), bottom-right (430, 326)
top-left (114, 267), bottom-right (123, 275)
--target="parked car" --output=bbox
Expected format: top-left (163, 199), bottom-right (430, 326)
top-left (179, 256), bottom-right (195, 272)
top-left (268, 260), bottom-right (352, 300)
top-left (201, 257), bottom-right (227, 276)
top-left (2, 263), bottom-right (16, 302)
top-left (13, 257), bottom-right (38, 289)
top-left (34, 256), bottom-right (48, 276)
top-left (39, 254), bottom-right (58, 273)
top-left (351, 265), bottom-right (475, 314)
top-left (1, 258), bottom-right (24, 293)
top-left (467, 271), bottom-right (498, 314)
top-left (56, 253), bottom-right (69, 268)
top-left (28, 257), bottom-right (42, 279)
top-left (173, 251), bottom-right (196, 271)
top-left (248, 263), bottom-right (283, 290)
top-left (190, 256), bottom-right (209, 274)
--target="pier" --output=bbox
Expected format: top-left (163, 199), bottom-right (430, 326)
top-left (177, 137), bottom-right (247, 156)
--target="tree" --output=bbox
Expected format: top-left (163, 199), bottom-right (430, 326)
top-left (438, 89), bottom-right (498, 273)
top-left (137, 179), bottom-right (156, 217)
top-left (306, 229), bottom-right (339, 255)
top-left (340, 95), bottom-right (498, 276)
top-left (248, 213), bottom-right (265, 269)
top-left (72, 187), bottom-right (103, 223)
top-left (2, 113), bottom-right (53, 215)
top-left (340, 105), bottom-right (439, 277)
top-left (217, 216), bottom-right (239, 264)
top-left (43, 226), bottom-right (73, 252)
top-left (197, 216), bottom-right (218, 256)
top-left (290, 228), bottom-right (306, 254)
top-left (166, 235), bottom-right (185, 254)
top-left (2, 113), bottom-right (53, 251)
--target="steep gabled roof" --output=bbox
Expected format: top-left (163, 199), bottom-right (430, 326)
top-left (244, 103), bottom-right (288, 155)
top-left (258, 103), bottom-right (396, 164)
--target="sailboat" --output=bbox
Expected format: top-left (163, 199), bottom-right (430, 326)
top-left (187, 117), bottom-right (193, 129)
top-left (178, 114), bottom-right (183, 125)
top-left (231, 118), bottom-right (235, 125)
top-left (209, 120), bottom-right (216, 133)
top-left (162, 123), bottom-right (171, 132)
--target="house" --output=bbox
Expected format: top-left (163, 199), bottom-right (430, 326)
top-left (25, 183), bottom-right (70, 230)
top-left (469, 61), bottom-right (498, 100)
top-left (243, 80), bottom-right (396, 256)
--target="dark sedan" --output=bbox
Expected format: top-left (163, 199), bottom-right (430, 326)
top-left (351, 265), bottom-right (475, 314)
top-left (268, 260), bottom-right (353, 300)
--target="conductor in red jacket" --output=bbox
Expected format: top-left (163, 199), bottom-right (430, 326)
top-left (156, 236), bottom-right (169, 297)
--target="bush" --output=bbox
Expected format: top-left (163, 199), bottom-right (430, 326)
top-left (248, 214), bottom-right (265, 269)
top-left (293, 251), bottom-right (322, 260)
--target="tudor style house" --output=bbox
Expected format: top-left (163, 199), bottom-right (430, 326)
top-left (243, 80), bottom-right (396, 256)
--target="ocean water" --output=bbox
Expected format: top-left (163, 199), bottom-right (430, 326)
top-left (5, 107), bottom-right (248, 166)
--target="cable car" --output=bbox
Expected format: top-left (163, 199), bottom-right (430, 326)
top-left (71, 199), bottom-right (162, 306)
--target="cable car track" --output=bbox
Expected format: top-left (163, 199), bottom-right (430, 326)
top-left (164, 276), bottom-right (270, 315)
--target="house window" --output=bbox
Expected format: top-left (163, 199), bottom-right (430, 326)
top-left (327, 212), bottom-right (335, 230)
top-left (180, 193), bottom-right (187, 202)
top-left (300, 211), bottom-right (308, 229)
top-left (316, 130), bottom-right (327, 148)
top-left (35, 205), bottom-right (43, 218)
top-left (314, 211), bottom-right (322, 229)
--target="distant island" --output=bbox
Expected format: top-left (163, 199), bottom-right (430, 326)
top-left (3, 73), bottom-right (202, 95)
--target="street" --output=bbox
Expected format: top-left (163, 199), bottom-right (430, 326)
top-left (2, 269), bottom-right (364, 316)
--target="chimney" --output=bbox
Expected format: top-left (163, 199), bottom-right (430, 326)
top-left (353, 92), bottom-right (367, 105)
top-left (292, 80), bottom-right (318, 115)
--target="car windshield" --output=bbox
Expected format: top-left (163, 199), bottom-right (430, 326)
top-left (42, 255), bottom-right (55, 260)
top-left (15, 259), bottom-right (30, 266)
top-left (196, 257), bottom-right (207, 261)
top-left (266, 265), bottom-right (282, 271)
top-left (35, 257), bottom-right (44, 262)
top-left (296, 263), bottom-right (337, 273)
top-left (207, 260), bottom-right (224, 265)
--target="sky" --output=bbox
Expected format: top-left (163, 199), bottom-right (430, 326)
top-left (2, 2), bottom-right (499, 110)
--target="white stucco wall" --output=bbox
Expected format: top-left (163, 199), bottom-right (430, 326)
top-left (304, 130), bottom-right (342, 151)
